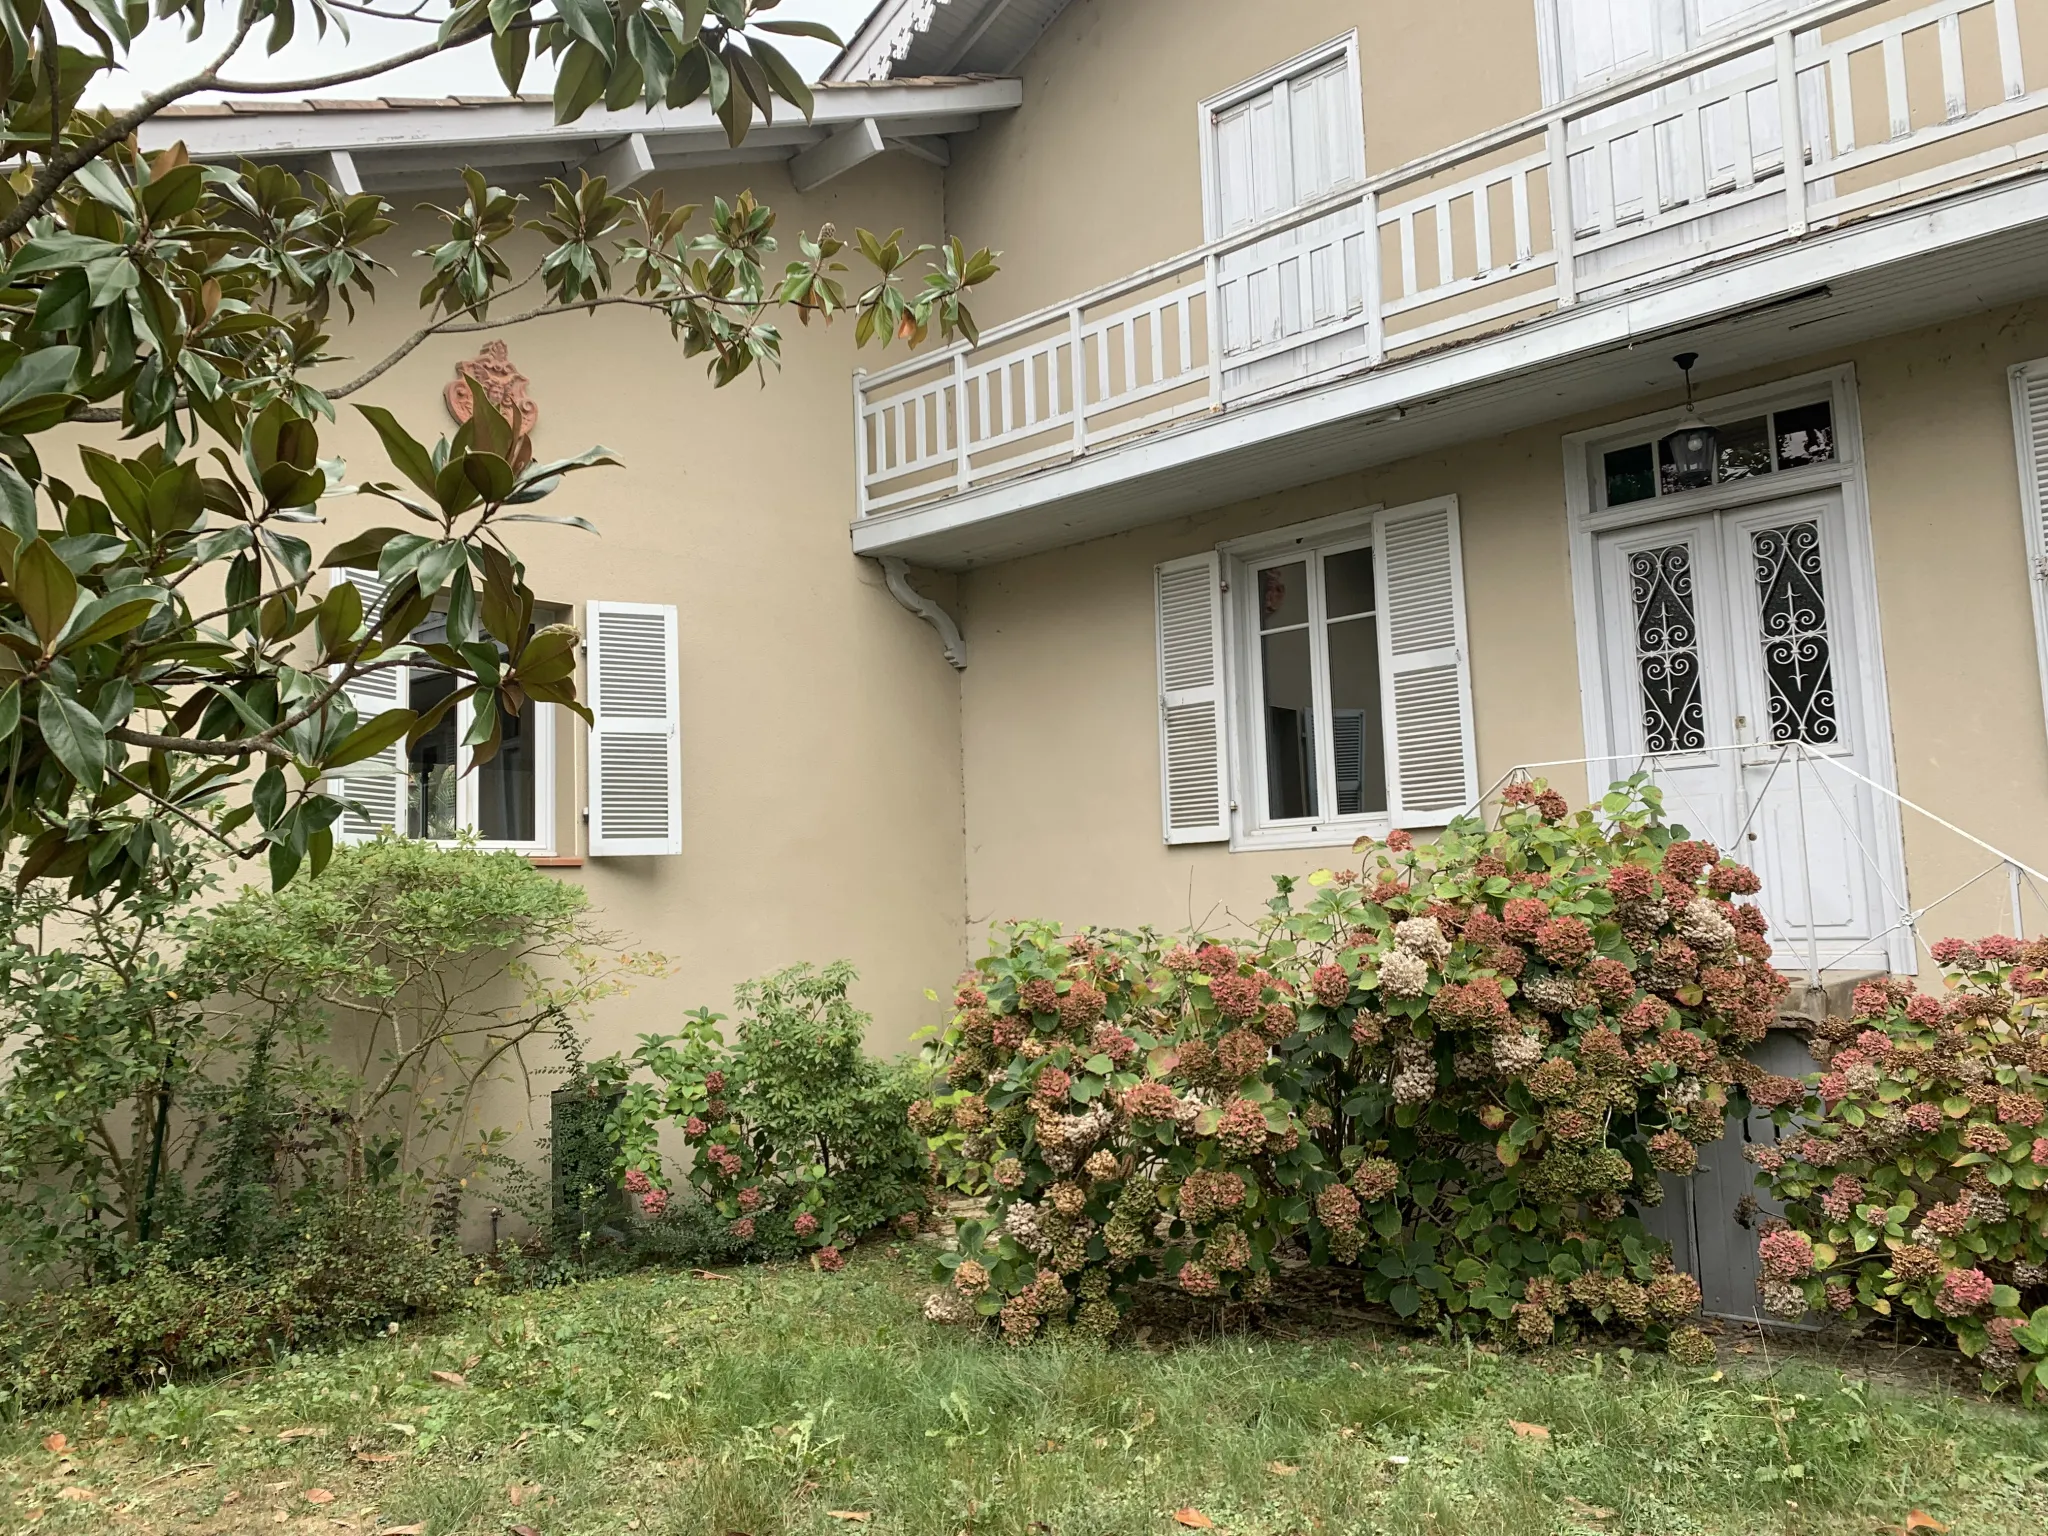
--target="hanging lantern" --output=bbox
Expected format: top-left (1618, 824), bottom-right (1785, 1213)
top-left (1659, 352), bottom-right (1717, 490)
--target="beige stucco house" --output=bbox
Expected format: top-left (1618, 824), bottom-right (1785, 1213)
top-left (144, 0), bottom-right (2048, 1079)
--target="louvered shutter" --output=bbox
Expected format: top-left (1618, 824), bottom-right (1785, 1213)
top-left (327, 567), bottom-right (407, 842)
top-left (1373, 497), bottom-right (1477, 828)
top-left (2010, 360), bottom-right (2048, 739)
top-left (1155, 553), bottom-right (1230, 844)
top-left (587, 601), bottom-right (681, 857)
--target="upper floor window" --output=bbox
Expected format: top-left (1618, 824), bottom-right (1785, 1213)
top-left (1200, 36), bottom-right (1363, 240)
top-left (1539, 0), bottom-right (1808, 101)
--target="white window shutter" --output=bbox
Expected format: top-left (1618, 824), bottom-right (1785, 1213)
top-left (587, 601), bottom-right (681, 857)
top-left (327, 567), bottom-right (407, 842)
top-left (1373, 497), bottom-right (1477, 828)
top-left (2010, 359), bottom-right (2048, 743)
top-left (1155, 553), bottom-right (1230, 844)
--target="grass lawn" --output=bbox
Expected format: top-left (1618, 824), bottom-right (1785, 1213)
top-left (3, 1246), bottom-right (2046, 1536)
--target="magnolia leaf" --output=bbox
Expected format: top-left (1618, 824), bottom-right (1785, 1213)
top-left (1172, 1511), bottom-right (1215, 1530)
top-left (39, 688), bottom-right (107, 790)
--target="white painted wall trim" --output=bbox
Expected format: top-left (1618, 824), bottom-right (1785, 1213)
top-left (583, 132), bottom-right (655, 190)
top-left (790, 118), bottom-right (887, 192)
top-left (876, 557), bottom-right (968, 669)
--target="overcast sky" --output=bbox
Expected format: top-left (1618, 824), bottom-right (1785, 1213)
top-left (94, 0), bottom-right (877, 103)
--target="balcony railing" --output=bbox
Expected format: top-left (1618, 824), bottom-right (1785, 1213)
top-left (854, 0), bottom-right (2048, 518)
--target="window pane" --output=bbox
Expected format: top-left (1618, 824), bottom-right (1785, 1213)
top-left (1604, 442), bottom-right (1657, 505)
top-left (1258, 561), bottom-right (1309, 629)
top-left (1772, 400), bottom-right (1834, 467)
top-left (1628, 544), bottom-right (1707, 753)
top-left (1323, 547), bottom-right (1376, 619)
top-left (1261, 627), bottom-right (1318, 820)
top-left (1326, 615), bottom-right (1387, 816)
top-left (1751, 519), bottom-right (1839, 745)
top-left (478, 703), bottom-right (537, 842)
top-left (407, 670), bottom-right (460, 841)
top-left (1716, 415), bottom-right (1771, 481)
top-left (1659, 426), bottom-right (1715, 494)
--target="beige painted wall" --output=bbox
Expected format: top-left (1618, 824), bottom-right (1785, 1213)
top-left (83, 151), bottom-right (975, 1080)
top-left (956, 300), bottom-right (2048, 962)
top-left (943, 0), bottom-right (1546, 324)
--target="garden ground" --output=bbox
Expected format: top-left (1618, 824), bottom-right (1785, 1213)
top-left (2, 1247), bottom-right (2045, 1536)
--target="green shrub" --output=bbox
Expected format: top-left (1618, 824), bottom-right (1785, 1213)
top-left (608, 962), bottom-right (934, 1258)
top-left (0, 1193), bottom-right (473, 1414)
top-left (1748, 941), bottom-right (2048, 1401)
top-left (914, 778), bottom-right (1784, 1355)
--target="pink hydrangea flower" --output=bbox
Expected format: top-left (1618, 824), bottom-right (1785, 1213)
top-left (623, 1168), bottom-right (652, 1195)
top-left (730, 1216), bottom-right (756, 1242)
top-left (641, 1187), bottom-right (669, 1218)
top-left (816, 1245), bottom-right (846, 1273)
top-left (793, 1211), bottom-right (820, 1238)
top-left (1758, 1228), bottom-right (1815, 1280)
top-left (1936, 1266), bottom-right (1994, 1316)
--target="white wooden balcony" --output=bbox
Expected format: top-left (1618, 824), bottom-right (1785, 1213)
top-left (852, 0), bottom-right (2048, 566)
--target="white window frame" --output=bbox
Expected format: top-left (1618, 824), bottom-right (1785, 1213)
top-left (1220, 505), bottom-right (1390, 851)
top-left (404, 689), bottom-right (557, 856)
top-left (1196, 32), bottom-right (1364, 243)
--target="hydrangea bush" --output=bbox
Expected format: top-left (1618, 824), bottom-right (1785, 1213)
top-left (914, 779), bottom-right (1786, 1357)
top-left (605, 963), bottom-right (934, 1264)
top-left (1746, 941), bottom-right (2048, 1401)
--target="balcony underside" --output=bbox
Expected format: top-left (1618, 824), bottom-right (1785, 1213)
top-left (851, 169), bottom-right (2048, 571)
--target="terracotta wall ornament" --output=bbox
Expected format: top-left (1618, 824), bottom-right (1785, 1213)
top-left (445, 340), bottom-right (540, 434)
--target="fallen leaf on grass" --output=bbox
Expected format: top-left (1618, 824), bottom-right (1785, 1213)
top-left (1904, 1516), bottom-right (1949, 1533)
top-left (42, 1434), bottom-right (66, 1454)
top-left (55, 1487), bottom-right (96, 1502)
top-left (827, 1514), bottom-right (873, 1523)
top-left (304, 1489), bottom-right (336, 1505)
top-left (511, 1526), bottom-right (544, 1536)
top-left (378, 1527), bottom-right (425, 1535)
top-left (1266, 1461), bottom-right (1299, 1476)
top-left (1508, 1420), bottom-right (1552, 1441)
top-left (1564, 1496), bottom-right (1616, 1521)
top-left (691, 1269), bottom-right (739, 1282)
top-left (508, 1484), bottom-right (542, 1506)
top-left (222, 1492), bottom-right (242, 1506)
top-left (429, 1370), bottom-right (466, 1386)
top-left (277, 1427), bottom-right (326, 1442)
top-left (1173, 1510), bottom-right (1216, 1529)
top-left (355, 1451), bottom-right (401, 1465)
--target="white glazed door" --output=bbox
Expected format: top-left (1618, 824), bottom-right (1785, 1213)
top-left (1553, 0), bottom-right (1824, 268)
top-left (1595, 489), bottom-right (1892, 970)
top-left (1208, 53), bottom-right (1366, 380)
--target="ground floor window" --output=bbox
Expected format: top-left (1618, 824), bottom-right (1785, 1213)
top-left (1154, 500), bottom-right (1476, 851)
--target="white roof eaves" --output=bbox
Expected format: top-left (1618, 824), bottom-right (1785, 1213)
top-left (138, 76), bottom-right (1022, 161)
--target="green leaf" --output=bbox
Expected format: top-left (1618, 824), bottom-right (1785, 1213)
top-left (327, 709), bottom-right (414, 770)
top-left (322, 526), bottom-right (410, 570)
top-left (553, 0), bottom-right (615, 61)
top-left (553, 38), bottom-right (610, 123)
top-left (12, 538), bottom-right (79, 651)
top-left (353, 405), bottom-right (439, 497)
top-left (0, 682), bottom-right (18, 740)
top-left (0, 460), bottom-right (37, 545)
top-left (38, 687), bottom-right (108, 790)
top-left (56, 590), bottom-right (162, 653)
